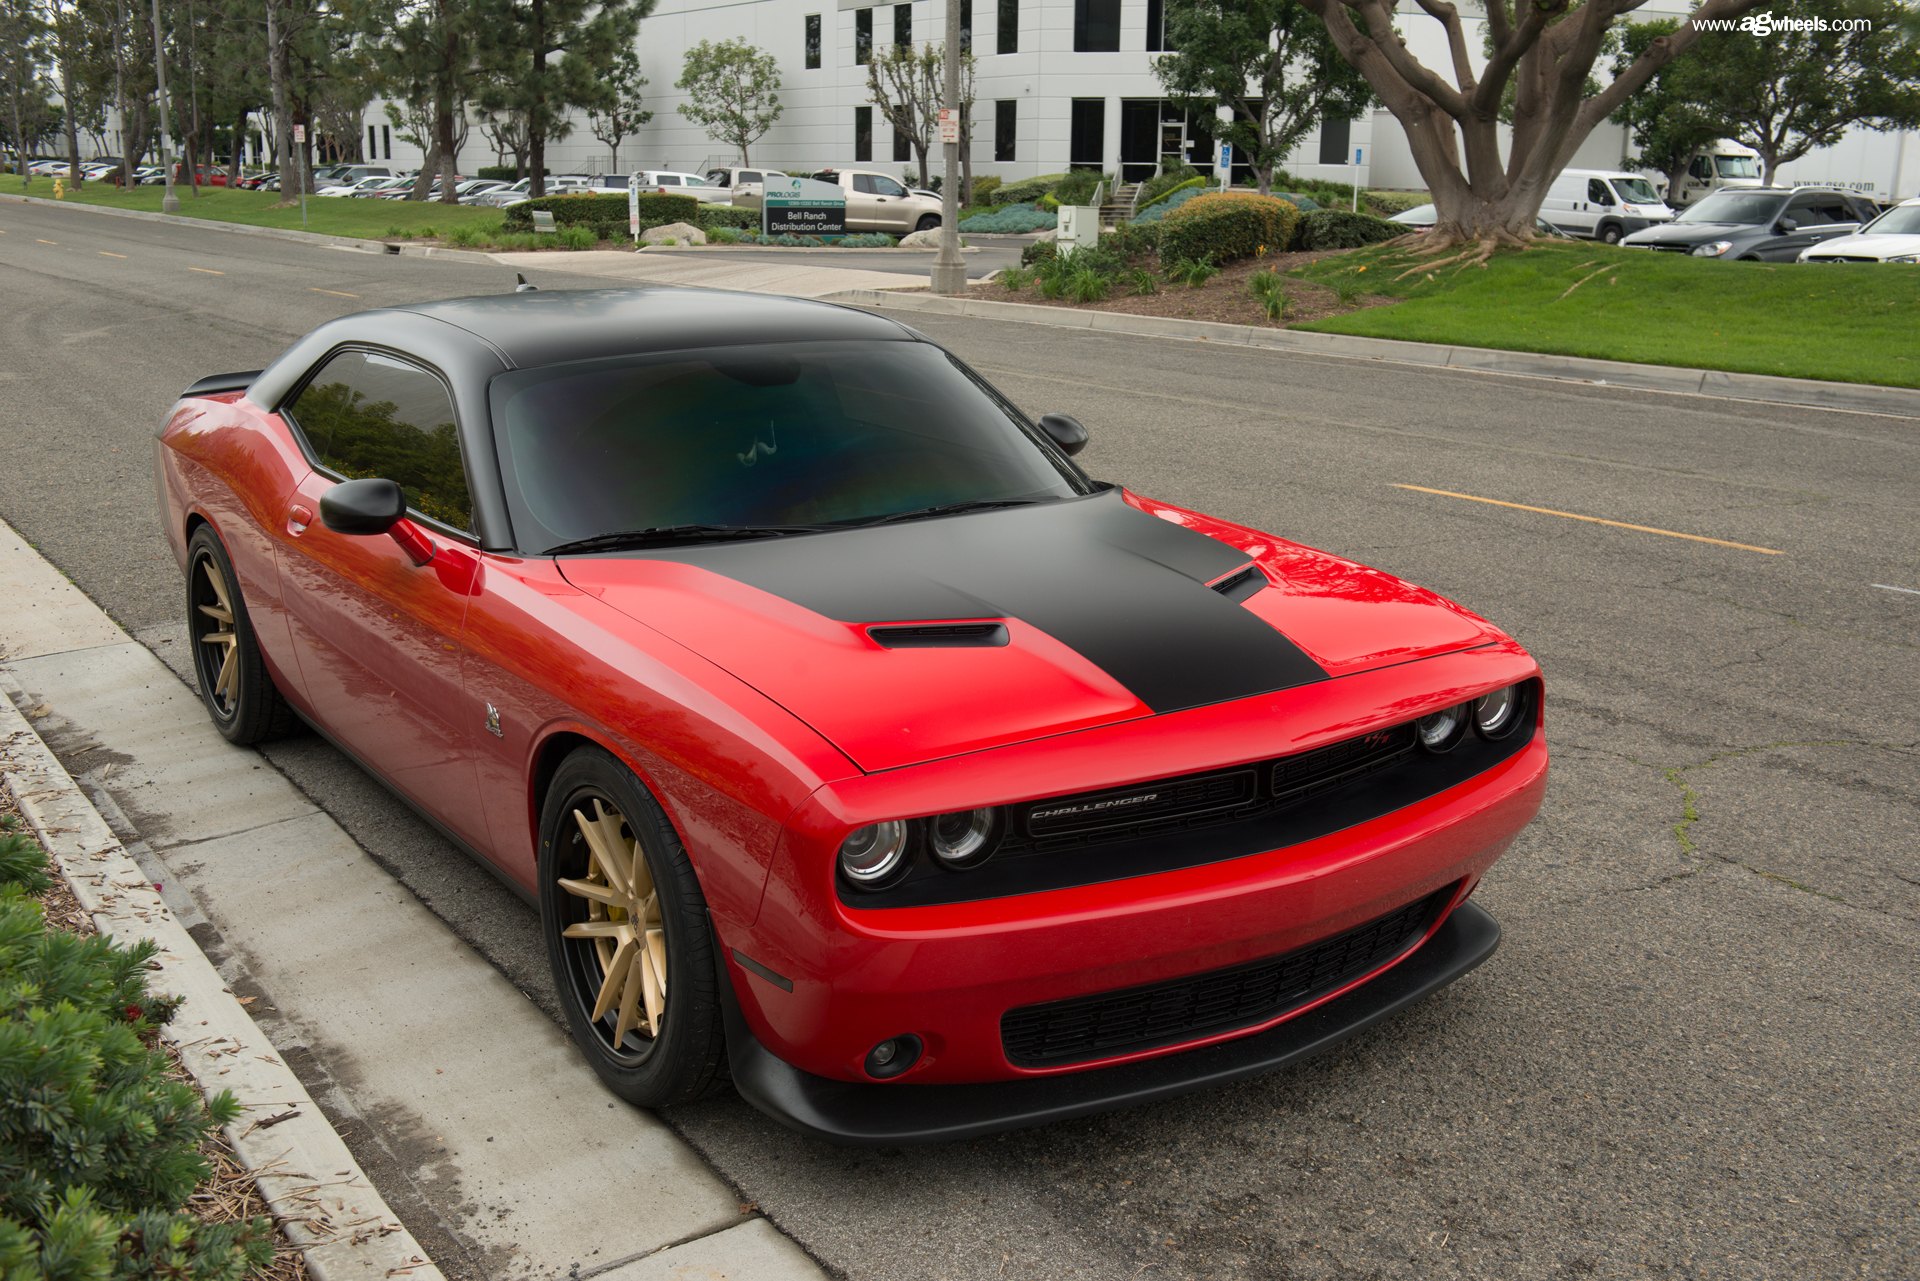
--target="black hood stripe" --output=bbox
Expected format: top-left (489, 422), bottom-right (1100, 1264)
top-left (635, 489), bottom-right (1329, 713)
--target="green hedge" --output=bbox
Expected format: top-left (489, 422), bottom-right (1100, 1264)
top-left (968, 175), bottom-right (1002, 204)
top-left (1139, 164), bottom-right (1202, 207)
top-left (993, 173), bottom-right (1068, 206)
top-left (0, 829), bottom-right (272, 1281)
top-left (503, 192), bottom-right (697, 232)
top-left (1159, 193), bottom-right (1303, 266)
top-left (1131, 180), bottom-right (1208, 223)
top-left (698, 205), bottom-right (760, 231)
top-left (1299, 209), bottom-right (1405, 251)
top-left (476, 165), bottom-right (519, 181)
top-left (1361, 190), bottom-right (1429, 217)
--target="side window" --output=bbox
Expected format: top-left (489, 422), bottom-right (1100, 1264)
top-left (1690, 156), bottom-right (1712, 180)
top-left (853, 173), bottom-right (879, 194)
top-left (871, 175), bottom-right (907, 198)
top-left (290, 350), bottom-right (473, 532)
top-left (656, 174), bottom-right (681, 185)
top-left (1785, 195), bottom-right (1830, 226)
top-left (1588, 179), bottom-right (1613, 205)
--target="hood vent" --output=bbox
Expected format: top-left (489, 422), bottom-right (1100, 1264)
top-left (867, 622), bottom-right (1010, 649)
top-left (1209, 565), bottom-right (1265, 603)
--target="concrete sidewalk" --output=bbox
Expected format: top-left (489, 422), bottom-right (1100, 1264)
top-left (0, 515), bottom-right (826, 1281)
top-left (487, 247), bottom-right (932, 297)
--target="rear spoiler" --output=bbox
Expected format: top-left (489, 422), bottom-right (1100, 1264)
top-left (181, 370), bottom-right (261, 398)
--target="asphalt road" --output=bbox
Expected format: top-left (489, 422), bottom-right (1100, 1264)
top-left (3, 198), bottom-right (1916, 1281)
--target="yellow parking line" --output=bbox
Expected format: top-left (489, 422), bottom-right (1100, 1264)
top-left (99, 250), bottom-right (127, 259)
top-left (309, 287), bottom-right (359, 298)
top-left (1392, 484), bottom-right (1784, 555)
top-left (188, 266), bottom-right (224, 275)
top-left (35, 238), bottom-right (56, 245)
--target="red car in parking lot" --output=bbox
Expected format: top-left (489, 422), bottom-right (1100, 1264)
top-left (154, 286), bottom-right (1548, 1142)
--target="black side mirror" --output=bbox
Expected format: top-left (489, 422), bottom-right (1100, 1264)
top-left (1775, 216), bottom-right (1798, 233)
top-left (320, 478), bottom-right (406, 535)
top-left (1037, 413), bottom-right (1090, 456)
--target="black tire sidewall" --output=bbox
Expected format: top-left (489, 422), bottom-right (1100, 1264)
top-left (185, 525), bottom-right (277, 743)
top-left (916, 214), bottom-right (940, 233)
top-left (537, 747), bottom-right (724, 1108)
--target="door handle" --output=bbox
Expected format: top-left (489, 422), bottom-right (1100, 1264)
top-left (288, 504), bottom-right (313, 535)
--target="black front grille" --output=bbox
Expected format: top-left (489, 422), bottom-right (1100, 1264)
top-left (1001, 885), bottom-right (1455, 1068)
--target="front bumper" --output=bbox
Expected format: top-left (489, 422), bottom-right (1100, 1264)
top-left (725, 899), bottom-right (1501, 1145)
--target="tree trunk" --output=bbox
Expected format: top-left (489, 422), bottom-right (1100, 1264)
top-left (437, 103), bottom-right (458, 203)
top-left (608, 139), bottom-right (619, 172)
top-left (61, 56), bottom-right (82, 188)
top-left (1759, 153), bottom-right (1779, 186)
top-left (1256, 161), bottom-right (1273, 197)
top-left (410, 141), bottom-right (440, 199)
top-left (527, 0), bottom-right (546, 198)
top-left (227, 108), bottom-right (245, 184)
top-left (115, 0), bottom-right (136, 186)
top-left (915, 142), bottom-right (929, 188)
top-left (268, 0), bottom-right (295, 204)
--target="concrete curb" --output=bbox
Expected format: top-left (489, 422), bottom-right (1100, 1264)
top-left (828, 288), bottom-right (1920, 418)
top-left (0, 684), bottom-right (445, 1281)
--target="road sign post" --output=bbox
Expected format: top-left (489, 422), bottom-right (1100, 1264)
top-left (1216, 142), bottom-right (1232, 192)
top-left (628, 174), bottom-right (641, 245)
top-left (293, 124), bottom-right (307, 229)
top-left (1352, 145), bottom-right (1364, 211)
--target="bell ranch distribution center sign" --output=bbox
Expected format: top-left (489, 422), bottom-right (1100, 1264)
top-left (762, 176), bottom-right (848, 238)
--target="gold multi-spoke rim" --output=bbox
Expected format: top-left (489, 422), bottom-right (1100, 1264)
top-left (561, 797), bottom-right (667, 1048)
top-left (194, 556), bottom-right (240, 713)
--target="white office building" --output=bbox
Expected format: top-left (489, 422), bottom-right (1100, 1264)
top-left (362, 0), bottom-right (1917, 199)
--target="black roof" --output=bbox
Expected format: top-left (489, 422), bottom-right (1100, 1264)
top-left (393, 286), bottom-right (913, 368)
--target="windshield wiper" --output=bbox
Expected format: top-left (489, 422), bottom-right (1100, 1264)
top-left (545, 524), bottom-right (825, 554)
top-left (852, 498), bottom-right (1048, 527)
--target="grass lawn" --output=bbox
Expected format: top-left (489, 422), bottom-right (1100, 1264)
top-left (6, 176), bottom-right (505, 239)
top-left (1286, 240), bottom-right (1920, 389)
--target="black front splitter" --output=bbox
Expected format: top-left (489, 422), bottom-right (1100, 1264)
top-left (723, 900), bottom-right (1501, 1146)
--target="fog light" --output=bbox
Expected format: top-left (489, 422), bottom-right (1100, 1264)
top-left (1416, 705), bottom-right (1469, 753)
top-left (929, 808), bottom-right (997, 868)
top-left (1473, 684), bottom-right (1523, 739)
top-left (839, 821), bottom-right (909, 886)
top-left (864, 1034), bottom-right (923, 1079)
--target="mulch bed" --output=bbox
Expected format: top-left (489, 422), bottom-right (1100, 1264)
top-left (975, 248), bottom-right (1401, 329)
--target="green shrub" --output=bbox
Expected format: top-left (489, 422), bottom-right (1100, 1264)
top-left (1166, 255), bottom-right (1220, 288)
top-left (476, 164), bottom-right (522, 181)
top-left (0, 835), bottom-right (272, 1281)
top-left (1103, 220), bottom-right (1162, 260)
top-left (1331, 274), bottom-right (1368, 305)
top-left (1139, 162), bottom-right (1202, 208)
top-left (1131, 179), bottom-right (1208, 223)
top-left (1361, 190), bottom-right (1428, 217)
top-left (997, 265), bottom-right (1032, 291)
top-left (960, 202), bottom-right (1057, 233)
top-left (1128, 268), bottom-right (1159, 296)
top-left (504, 191), bottom-right (696, 232)
top-left (1059, 241), bottom-right (1126, 278)
top-left (708, 226), bottom-right (744, 244)
top-left (1021, 238), bottom-right (1058, 268)
top-left (839, 232), bottom-right (895, 247)
top-left (698, 205), bottom-right (760, 231)
top-left (1159, 193), bottom-right (1302, 267)
top-left (1052, 171), bottom-right (1108, 207)
top-left (1298, 209), bottom-right (1404, 251)
top-left (555, 226), bottom-right (597, 249)
top-left (442, 225), bottom-right (484, 248)
top-left (968, 175), bottom-right (1002, 204)
top-left (1065, 266), bottom-right (1111, 303)
top-left (1249, 268), bottom-right (1290, 321)
top-left (994, 173), bottom-right (1067, 206)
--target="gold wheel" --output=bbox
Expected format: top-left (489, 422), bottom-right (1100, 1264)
top-left (560, 797), bottom-right (668, 1048)
top-left (193, 554), bottom-right (241, 714)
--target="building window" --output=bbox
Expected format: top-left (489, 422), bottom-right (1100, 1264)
top-left (1145, 0), bottom-right (1164, 52)
top-left (856, 8), bottom-right (873, 63)
top-left (855, 106), bottom-right (873, 162)
top-left (1318, 115), bottom-right (1351, 166)
top-left (997, 0), bottom-right (1017, 54)
top-left (1070, 98), bottom-right (1104, 169)
top-left (367, 125), bottom-right (377, 161)
top-left (1073, 0), bottom-right (1119, 52)
top-left (960, 0), bottom-right (972, 53)
top-left (805, 13), bottom-right (821, 68)
top-left (894, 127), bottom-right (911, 162)
top-left (381, 125), bottom-right (391, 159)
top-left (894, 2), bottom-right (910, 46)
top-left (995, 99), bottom-right (1016, 162)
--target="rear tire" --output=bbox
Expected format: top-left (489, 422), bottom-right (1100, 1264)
top-left (538, 747), bottom-right (728, 1109)
top-left (915, 214), bottom-right (941, 233)
top-left (185, 525), bottom-right (297, 745)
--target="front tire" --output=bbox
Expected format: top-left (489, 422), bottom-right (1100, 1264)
top-left (915, 213), bottom-right (941, 233)
top-left (1599, 224), bottom-right (1622, 245)
top-left (538, 747), bottom-right (727, 1108)
top-left (185, 524), bottom-right (296, 744)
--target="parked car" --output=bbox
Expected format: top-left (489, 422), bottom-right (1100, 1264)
top-left (733, 169), bottom-right (943, 233)
top-left (235, 171), bottom-right (276, 189)
top-left (154, 285), bottom-right (1546, 1143)
top-left (705, 166), bottom-right (784, 190)
top-left (630, 170), bottom-right (731, 204)
top-left (1388, 203), bottom-right (1572, 237)
top-left (1541, 169), bottom-right (1675, 243)
top-left (1620, 186), bottom-right (1876, 259)
top-left (470, 175), bottom-right (591, 208)
top-left (457, 179), bottom-right (512, 205)
top-left (317, 174), bottom-right (401, 197)
top-left (1797, 197), bottom-right (1920, 263)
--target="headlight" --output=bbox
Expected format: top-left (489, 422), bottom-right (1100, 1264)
top-left (1472, 684), bottom-right (1526, 739)
top-left (1691, 241), bottom-right (1735, 257)
top-left (1415, 705), bottom-right (1470, 753)
top-left (839, 821), bottom-right (910, 885)
top-left (1888, 254), bottom-right (1920, 264)
top-left (929, 808), bottom-right (997, 868)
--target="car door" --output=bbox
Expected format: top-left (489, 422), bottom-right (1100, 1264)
top-left (1766, 193), bottom-right (1854, 260)
top-left (273, 349), bottom-right (491, 850)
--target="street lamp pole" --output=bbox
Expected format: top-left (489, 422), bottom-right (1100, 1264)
top-left (930, 0), bottom-right (966, 295)
top-left (152, 0), bottom-right (178, 213)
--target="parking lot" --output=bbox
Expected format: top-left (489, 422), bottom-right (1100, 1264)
top-left (2, 200), bottom-right (1915, 1280)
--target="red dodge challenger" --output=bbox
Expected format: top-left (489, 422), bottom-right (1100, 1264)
top-left (155, 286), bottom-right (1547, 1143)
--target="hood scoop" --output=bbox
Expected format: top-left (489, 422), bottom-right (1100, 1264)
top-left (1209, 565), bottom-right (1265, 603)
top-left (867, 622), bottom-right (1010, 649)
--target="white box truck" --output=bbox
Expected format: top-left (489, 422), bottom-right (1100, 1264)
top-left (1658, 140), bottom-right (1765, 208)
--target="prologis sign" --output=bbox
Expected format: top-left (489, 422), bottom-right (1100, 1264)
top-left (762, 175), bottom-right (848, 239)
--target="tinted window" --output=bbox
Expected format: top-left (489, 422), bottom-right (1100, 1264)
top-left (805, 13), bottom-right (821, 68)
top-left (292, 351), bottom-right (472, 531)
top-left (1786, 195), bottom-right (1850, 226)
top-left (1074, 0), bottom-right (1119, 51)
top-left (1588, 179), bottom-right (1612, 205)
top-left (1689, 156), bottom-right (1712, 180)
top-left (1318, 116), bottom-right (1350, 167)
top-left (894, 2), bottom-right (910, 45)
top-left (893, 128), bottom-right (911, 163)
top-left (997, 0), bottom-right (1017, 53)
top-left (996, 99), bottom-right (1017, 162)
top-left (1676, 191), bottom-right (1784, 225)
top-left (490, 342), bottom-right (1087, 551)
top-left (871, 174), bottom-right (907, 197)
top-left (856, 7), bottom-right (872, 63)
top-left (960, 0), bottom-right (972, 52)
top-left (855, 108), bottom-right (873, 162)
top-left (655, 174), bottom-right (682, 185)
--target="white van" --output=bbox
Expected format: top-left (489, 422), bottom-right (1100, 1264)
top-left (1664, 140), bottom-right (1763, 208)
top-left (1541, 169), bottom-right (1676, 243)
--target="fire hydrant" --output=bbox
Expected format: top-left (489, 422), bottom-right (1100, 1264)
top-left (53, 178), bottom-right (66, 199)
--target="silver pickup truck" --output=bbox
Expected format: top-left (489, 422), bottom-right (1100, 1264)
top-left (731, 168), bottom-right (943, 234)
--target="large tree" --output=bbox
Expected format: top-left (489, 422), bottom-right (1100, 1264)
top-left (866, 40), bottom-right (938, 186)
top-left (1606, 18), bottom-right (1722, 202)
top-left (375, 0), bottom-right (478, 202)
top-left (1154, 0), bottom-right (1373, 197)
top-left (676, 37), bottom-right (780, 166)
top-left (1685, 0), bottom-right (1920, 184)
top-left (585, 43), bottom-right (649, 173)
top-left (0, 0), bottom-right (49, 189)
top-left (478, 0), bottom-right (649, 198)
top-left (1297, 0), bottom-right (1773, 247)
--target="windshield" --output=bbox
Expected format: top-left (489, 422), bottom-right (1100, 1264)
top-left (1677, 190), bottom-right (1782, 225)
top-left (1613, 177), bottom-right (1661, 204)
top-left (1715, 155), bottom-right (1760, 179)
top-left (1863, 203), bottom-right (1920, 235)
top-left (492, 341), bottom-right (1089, 552)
